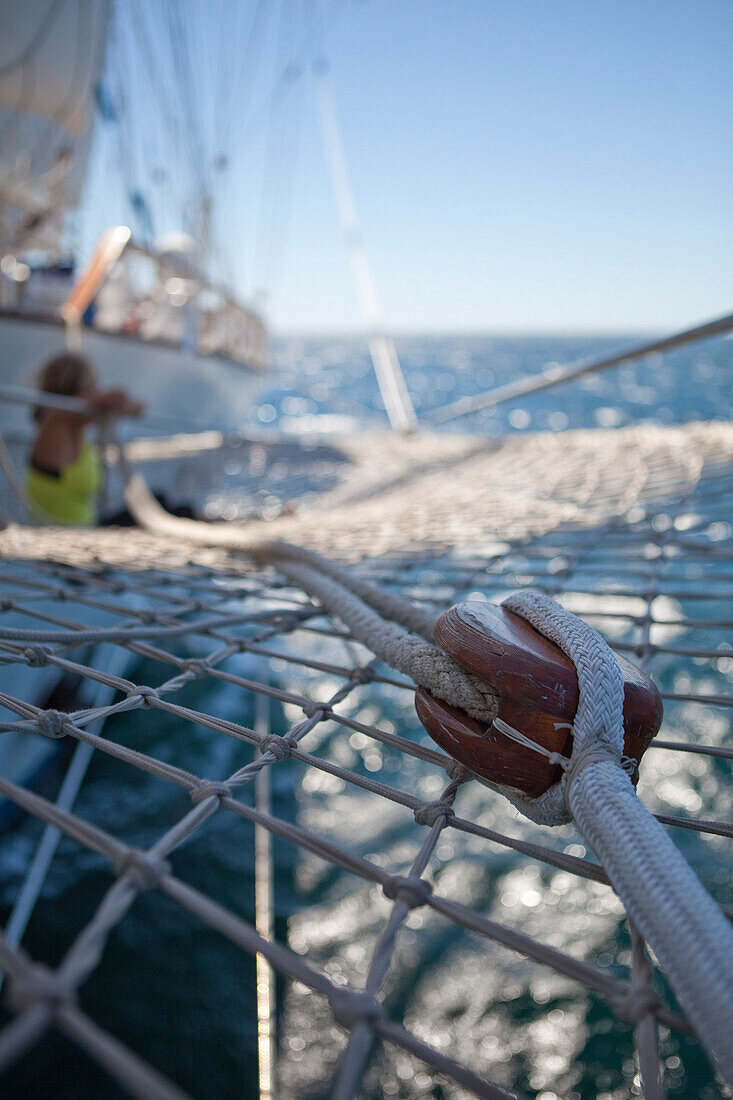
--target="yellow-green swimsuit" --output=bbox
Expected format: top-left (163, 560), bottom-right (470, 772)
top-left (26, 441), bottom-right (102, 526)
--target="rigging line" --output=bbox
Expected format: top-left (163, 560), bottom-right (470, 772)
top-left (120, 5), bottom-right (191, 232)
top-left (218, 0), bottom-right (272, 154)
top-left (313, 55), bottom-right (417, 433)
top-left (207, 1), bottom-right (234, 168)
top-left (0, 0), bottom-right (66, 79)
top-left (197, 1), bottom-right (224, 204)
top-left (214, 0), bottom-right (256, 160)
top-left (107, 33), bottom-right (146, 237)
top-left (209, 0), bottom-right (274, 289)
top-left (165, 3), bottom-right (211, 194)
top-left (225, 0), bottom-right (349, 165)
top-left (112, 17), bottom-right (167, 228)
top-left (159, 3), bottom-right (198, 211)
top-left (253, 0), bottom-right (309, 300)
top-left (213, 0), bottom-right (235, 149)
top-left (429, 310), bottom-right (733, 425)
top-left (164, 2), bottom-right (222, 271)
top-left (128, 0), bottom-right (185, 148)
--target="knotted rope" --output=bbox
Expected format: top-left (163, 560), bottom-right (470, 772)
top-left (103, 441), bottom-right (733, 1081)
top-left (497, 590), bottom-right (733, 1085)
top-left (249, 541), bottom-right (499, 724)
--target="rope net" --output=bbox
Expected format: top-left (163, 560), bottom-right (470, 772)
top-left (0, 419), bottom-right (731, 1098)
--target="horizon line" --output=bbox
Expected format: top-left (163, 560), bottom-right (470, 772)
top-left (269, 325), bottom-right (670, 341)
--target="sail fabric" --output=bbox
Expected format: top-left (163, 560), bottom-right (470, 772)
top-left (0, 0), bottom-right (108, 135)
top-left (0, 0), bottom-right (109, 246)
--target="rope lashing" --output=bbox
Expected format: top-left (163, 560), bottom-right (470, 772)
top-left (382, 875), bottom-right (434, 909)
top-left (329, 989), bottom-right (383, 1031)
top-left (485, 590), bottom-right (644, 824)
top-left (36, 709), bottom-right (70, 739)
top-left (113, 851), bottom-right (171, 893)
top-left (414, 801), bottom-right (455, 828)
top-left (490, 716), bottom-right (639, 810)
top-left (498, 590), bottom-right (733, 1085)
top-left (420, 595), bottom-right (661, 813)
top-left (8, 965), bottom-right (76, 1016)
top-left (23, 645), bottom-right (53, 668)
top-left (258, 735), bottom-right (296, 761)
top-left (189, 782), bottom-right (234, 805)
top-left (84, 441), bottom-right (733, 1081)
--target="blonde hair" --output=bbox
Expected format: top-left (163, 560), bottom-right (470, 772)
top-left (34, 353), bottom-right (96, 421)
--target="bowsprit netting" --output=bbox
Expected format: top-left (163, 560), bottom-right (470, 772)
top-left (0, 421), bottom-right (731, 1099)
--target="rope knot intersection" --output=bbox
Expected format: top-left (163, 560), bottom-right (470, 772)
top-left (190, 781), bottom-right (233, 805)
top-left (382, 875), bottom-right (433, 909)
top-left (259, 735), bottom-right (296, 761)
top-left (329, 989), bottom-right (382, 1031)
top-left (611, 984), bottom-right (660, 1026)
top-left (114, 850), bottom-right (171, 892)
top-left (561, 744), bottom-right (624, 814)
top-left (301, 702), bottom-right (324, 720)
top-left (9, 966), bottom-right (75, 1016)
top-left (349, 666), bottom-right (374, 685)
top-left (36, 709), bottom-right (68, 739)
top-left (131, 686), bottom-right (160, 707)
top-left (183, 659), bottom-right (209, 679)
top-left (24, 645), bottom-right (52, 668)
top-left (414, 801), bottom-right (455, 828)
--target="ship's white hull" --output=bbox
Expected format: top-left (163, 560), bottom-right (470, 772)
top-left (0, 313), bottom-right (265, 436)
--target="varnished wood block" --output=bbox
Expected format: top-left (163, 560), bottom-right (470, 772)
top-left (416, 601), bottom-right (663, 797)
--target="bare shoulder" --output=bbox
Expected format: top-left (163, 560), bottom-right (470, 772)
top-left (31, 413), bottom-right (79, 472)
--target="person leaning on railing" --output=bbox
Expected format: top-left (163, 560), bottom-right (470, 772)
top-left (26, 352), bottom-right (144, 526)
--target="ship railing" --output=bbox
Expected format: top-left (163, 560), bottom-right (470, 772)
top-left (54, 226), bottom-right (268, 372)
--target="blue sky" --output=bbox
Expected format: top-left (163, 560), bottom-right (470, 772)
top-left (82, 0), bottom-right (732, 334)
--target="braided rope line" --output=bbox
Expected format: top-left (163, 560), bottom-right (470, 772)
top-left (252, 540), bottom-right (439, 641)
top-left (252, 549), bottom-right (500, 723)
top-left (0, 563), bottom-right (717, 1095)
top-left (502, 589), bottom-right (733, 1085)
top-left (111, 440), bottom-right (503, 721)
top-left (0, 430), bottom-right (730, 1095)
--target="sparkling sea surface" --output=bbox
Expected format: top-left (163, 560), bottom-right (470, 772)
top-left (0, 333), bottom-right (731, 1099)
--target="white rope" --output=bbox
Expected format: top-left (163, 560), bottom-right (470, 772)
top-left (108, 440), bottom-right (500, 722)
top-left (502, 589), bottom-right (733, 1085)
top-left (53, 435), bottom-right (733, 1082)
top-left (249, 546), bottom-right (499, 724)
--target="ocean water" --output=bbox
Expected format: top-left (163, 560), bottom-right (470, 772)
top-left (264, 332), bottom-right (732, 434)
top-left (0, 333), bottom-right (731, 1099)
top-left (199, 332), bottom-right (733, 522)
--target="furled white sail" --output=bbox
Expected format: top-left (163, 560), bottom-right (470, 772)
top-left (0, 0), bottom-right (110, 249)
